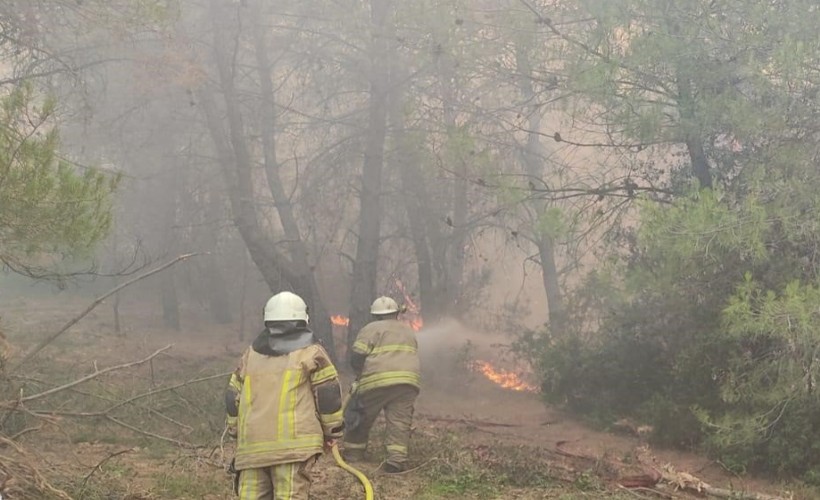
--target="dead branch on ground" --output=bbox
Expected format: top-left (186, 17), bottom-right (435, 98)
top-left (656, 466), bottom-right (787, 500)
top-left (0, 435), bottom-right (72, 499)
top-left (619, 447), bottom-right (789, 500)
top-left (10, 252), bottom-right (200, 372)
top-left (417, 413), bottom-right (522, 428)
top-left (551, 440), bottom-right (787, 500)
top-left (2, 345), bottom-right (172, 406)
top-left (79, 447), bottom-right (134, 490)
top-left (15, 371), bottom-right (229, 418)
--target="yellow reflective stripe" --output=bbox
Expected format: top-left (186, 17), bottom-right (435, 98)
top-left (239, 467), bottom-right (262, 500)
top-left (287, 461), bottom-right (295, 497)
top-left (239, 436), bottom-right (323, 450)
top-left (310, 365), bottom-right (337, 385)
top-left (239, 376), bottom-right (252, 445)
top-left (370, 344), bottom-right (417, 354)
top-left (288, 370), bottom-right (300, 437)
top-left (386, 444), bottom-right (407, 453)
top-left (358, 371), bottom-right (420, 392)
top-left (236, 436), bottom-right (324, 458)
top-left (320, 408), bottom-right (343, 427)
top-left (344, 441), bottom-right (367, 450)
top-left (250, 468), bottom-right (258, 500)
top-left (229, 373), bottom-right (242, 391)
top-left (274, 462), bottom-right (295, 498)
top-left (278, 370), bottom-right (293, 439)
top-left (352, 341), bottom-right (370, 353)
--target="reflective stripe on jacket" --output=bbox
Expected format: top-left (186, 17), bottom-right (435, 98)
top-left (228, 343), bottom-right (343, 470)
top-left (352, 319), bottom-right (421, 393)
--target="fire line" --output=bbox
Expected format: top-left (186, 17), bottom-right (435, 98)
top-left (469, 360), bottom-right (539, 393)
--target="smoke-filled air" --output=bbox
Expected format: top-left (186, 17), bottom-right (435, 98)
top-left (2, 0), bottom-right (819, 498)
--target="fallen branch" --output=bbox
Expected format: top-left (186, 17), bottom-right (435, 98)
top-left (0, 435), bottom-right (72, 499)
top-left (79, 447), bottom-right (134, 490)
top-left (10, 253), bottom-right (200, 371)
top-left (554, 439), bottom-right (597, 462)
top-left (617, 484), bottom-right (677, 499)
top-left (417, 413), bottom-right (522, 428)
top-left (2, 345), bottom-right (173, 406)
top-left (18, 371), bottom-right (229, 418)
top-left (626, 448), bottom-right (788, 500)
top-left (105, 415), bottom-right (195, 448)
top-left (9, 425), bottom-right (43, 441)
top-left (658, 467), bottom-right (787, 500)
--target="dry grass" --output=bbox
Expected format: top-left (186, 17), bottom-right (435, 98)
top-left (0, 300), bottom-right (811, 499)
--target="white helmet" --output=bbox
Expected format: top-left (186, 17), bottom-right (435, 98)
top-left (370, 296), bottom-right (399, 315)
top-left (264, 292), bottom-right (309, 323)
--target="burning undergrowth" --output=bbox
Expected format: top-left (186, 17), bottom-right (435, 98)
top-left (415, 319), bottom-right (540, 396)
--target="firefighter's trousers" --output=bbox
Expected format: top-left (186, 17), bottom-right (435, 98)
top-left (238, 456), bottom-right (317, 500)
top-left (344, 384), bottom-right (418, 466)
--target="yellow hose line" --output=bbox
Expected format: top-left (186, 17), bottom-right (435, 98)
top-left (331, 443), bottom-right (374, 500)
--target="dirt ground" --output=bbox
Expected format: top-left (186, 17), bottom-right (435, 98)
top-left (0, 296), bottom-right (806, 499)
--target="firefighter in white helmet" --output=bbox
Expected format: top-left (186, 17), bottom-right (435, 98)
top-left (343, 296), bottom-right (420, 473)
top-left (225, 291), bottom-right (344, 499)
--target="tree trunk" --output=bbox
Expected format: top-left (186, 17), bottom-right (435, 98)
top-left (667, 7), bottom-right (712, 190)
top-left (160, 270), bottom-right (180, 331)
top-left (110, 230), bottom-right (122, 335)
top-left (249, 0), bottom-right (333, 348)
top-left (515, 47), bottom-right (568, 334)
top-left (347, 0), bottom-right (393, 349)
top-left (197, 0), bottom-right (336, 352)
top-left (436, 53), bottom-right (468, 316)
top-left (388, 85), bottom-right (443, 321)
top-left (159, 164), bottom-right (181, 331)
top-left (677, 73), bottom-right (712, 189)
top-left (205, 255), bottom-right (233, 324)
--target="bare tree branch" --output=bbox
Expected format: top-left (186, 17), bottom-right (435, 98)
top-left (10, 253), bottom-right (201, 372)
top-left (3, 345), bottom-right (172, 405)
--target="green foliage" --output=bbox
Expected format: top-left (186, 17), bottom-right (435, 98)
top-left (530, 180), bottom-right (820, 476)
top-left (535, 207), bottom-right (567, 240)
top-left (520, 0), bottom-right (820, 479)
top-left (0, 83), bottom-right (118, 277)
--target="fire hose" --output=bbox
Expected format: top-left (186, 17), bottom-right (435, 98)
top-left (331, 442), bottom-right (374, 500)
top-left (335, 381), bottom-right (374, 500)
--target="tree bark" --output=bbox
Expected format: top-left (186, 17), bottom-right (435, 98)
top-left (347, 0), bottom-right (393, 349)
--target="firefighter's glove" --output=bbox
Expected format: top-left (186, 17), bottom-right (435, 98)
top-left (226, 416), bottom-right (238, 439)
top-left (344, 393), bottom-right (365, 434)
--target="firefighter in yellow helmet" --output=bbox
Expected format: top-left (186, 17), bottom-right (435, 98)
top-left (225, 291), bottom-right (344, 500)
top-left (344, 296), bottom-right (420, 473)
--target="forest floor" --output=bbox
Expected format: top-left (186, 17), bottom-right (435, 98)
top-left (0, 295), bottom-right (810, 499)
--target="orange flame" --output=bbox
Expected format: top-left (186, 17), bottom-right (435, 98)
top-left (470, 360), bottom-right (539, 393)
top-left (330, 315), bottom-right (349, 327)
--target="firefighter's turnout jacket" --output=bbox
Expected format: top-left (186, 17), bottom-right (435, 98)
top-left (226, 324), bottom-right (344, 471)
top-left (346, 318), bottom-right (420, 468)
top-left (350, 318), bottom-right (421, 393)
